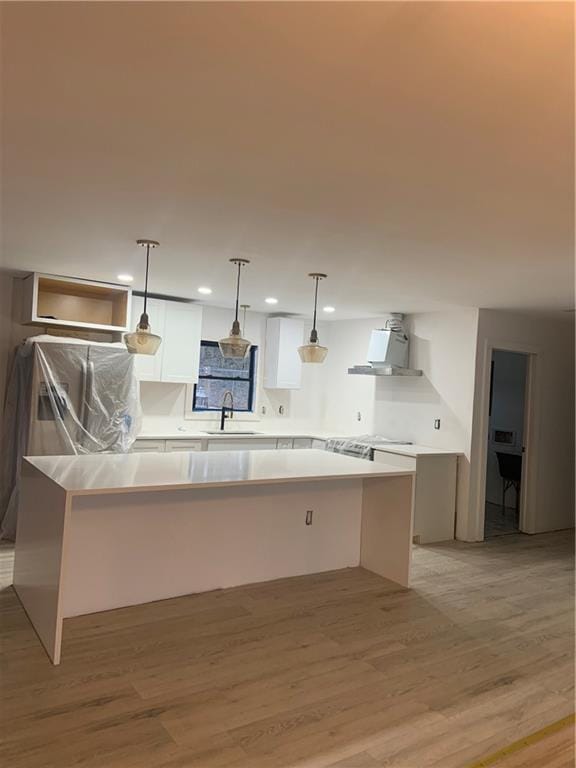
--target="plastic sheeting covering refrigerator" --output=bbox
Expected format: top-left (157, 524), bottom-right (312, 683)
top-left (0, 337), bottom-right (141, 539)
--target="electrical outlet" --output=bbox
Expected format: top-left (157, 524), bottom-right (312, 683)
top-left (305, 510), bottom-right (313, 526)
top-left (278, 405), bottom-right (285, 416)
top-left (261, 405), bottom-right (267, 415)
top-left (357, 411), bottom-right (362, 422)
top-left (434, 419), bottom-right (441, 430)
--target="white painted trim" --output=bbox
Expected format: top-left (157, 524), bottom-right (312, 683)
top-left (470, 340), bottom-right (538, 541)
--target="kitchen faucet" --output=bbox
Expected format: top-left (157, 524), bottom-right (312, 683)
top-left (220, 390), bottom-right (234, 431)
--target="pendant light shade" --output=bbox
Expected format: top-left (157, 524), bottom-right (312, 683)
top-left (124, 239), bottom-right (162, 355)
top-left (219, 259), bottom-right (251, 359)
top-left (298, 273), bottom-right (328, 364)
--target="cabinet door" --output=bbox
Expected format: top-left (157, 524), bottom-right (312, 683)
top-left (207, 438), bottom-right (278, 451)
top-left (264, 318), bottom-right (304, 389)
top-left (131, 439), bottom-right (166, 452)
top-left (161, 303), bottom-right (202, 384)
top-left (130, 296), bottom-right (165, 382)
top-left (165, 439), bottom-right (203, 452)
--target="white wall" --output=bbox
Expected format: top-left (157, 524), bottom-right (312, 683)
top-left (319, 318), bottom-right (375, 435)
top-left (140, 305), bottom-right (326, 434)
top-left (485, 350), bottom-right (527, 506)
top-left (465, 309), bottom-right (575, 540)
top-left (318, 310), bottom-right (480, 527)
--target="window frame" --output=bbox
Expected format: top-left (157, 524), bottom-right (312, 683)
top-left (192, 340), bottom-right (258, 413)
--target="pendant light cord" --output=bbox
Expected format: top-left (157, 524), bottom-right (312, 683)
top-left (143, 243), bottom-right (150, 315)
top-left (234, 261), bottom-right (242, 322)
top-left (312, 275), bottom-right (319, 332)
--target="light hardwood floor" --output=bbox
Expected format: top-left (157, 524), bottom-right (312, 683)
top-left (492, 719), bottom-right (574, 768)
top-left (0, 532), bottom-right (573, 768)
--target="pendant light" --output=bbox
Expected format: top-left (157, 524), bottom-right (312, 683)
top-left (124, 239), bottom-right (162, 355)
top-left (218, 259), bottom-right (251, 358)
top-left (298, 273), bottom-right (328, 363)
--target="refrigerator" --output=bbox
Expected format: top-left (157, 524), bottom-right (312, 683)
top-left (0, 336), bottom-right (141, 538)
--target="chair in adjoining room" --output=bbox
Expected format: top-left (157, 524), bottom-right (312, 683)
top-left (495, 451), bottom-right (523, 518)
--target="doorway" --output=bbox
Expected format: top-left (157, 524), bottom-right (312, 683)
top-left (484, 350), bottom-right (529, 538)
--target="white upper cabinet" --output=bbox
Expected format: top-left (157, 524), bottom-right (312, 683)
top-left (161, 302), bottom-right (202, 383)
top-left (264, 317), bottom-right (304, 389)
top-left (131, 296), bottom-right (202, 384)
top-left (131, 296), bottom-right (165, 381)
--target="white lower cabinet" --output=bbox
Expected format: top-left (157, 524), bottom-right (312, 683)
top-left (132, 435), bottom-right (318, 454)
top-left (165, 440), bottom-right (202, 452)
top-left (131, 439), bottom-right (166, 453)
top-left (374, 450), bottom-right (457, 544)
top-left (207, 438), bottom-right (278, 451)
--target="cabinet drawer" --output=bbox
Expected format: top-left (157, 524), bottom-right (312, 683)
top-left (165, 440), bottom-right (203, 452)
top-left (293, 438), bottom-right (313, 449)
top-left (276, 438), bottom-right (294, 449)
top-left (373, 450), bottom-right (416, 471)
top-left (132, 439), bottom-right (166, 453)
top-left (207, 438), bottom-right (278, 451)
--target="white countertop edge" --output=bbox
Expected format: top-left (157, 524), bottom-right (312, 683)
top-left (24, 450), bottom-right (415, 496)
top-left (135, 432), bottom-right (460, 456)
top-left (136, 432), bottom-right (326, 441)
top-left (373, 445), bottom-right (462, 458)
top-left (54, 468), bottom-right (415, 497)
top-left (136, 431), bottom-right (463, 459)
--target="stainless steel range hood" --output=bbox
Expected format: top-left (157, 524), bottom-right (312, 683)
top-left (348, 364), bottom-right (422, 377)
top-left (347, 314), bottom-right (423, 377)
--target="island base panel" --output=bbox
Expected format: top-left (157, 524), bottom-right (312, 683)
top-left (13, 463), bottom-right (70, 664)
top-left (62, 479), bottom-right (364, 617)
top-left (360, 475), bottom-right (415, 588)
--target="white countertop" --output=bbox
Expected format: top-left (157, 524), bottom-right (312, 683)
top-left (374, 444), bottom-right (461, 458)
top-left (135, 430), bottom-right (460, 456)
top-left (137, 430), bottom-right (327, 441)
top-left (24, 449), bottom-right (414, 496)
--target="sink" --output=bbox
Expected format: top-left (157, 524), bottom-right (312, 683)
top-left (203, 431), bottom-right (262, 436)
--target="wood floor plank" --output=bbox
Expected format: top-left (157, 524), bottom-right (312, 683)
top-left (0, 530), bottom-right (573, 768)
top-left (493, 722), bottom-right (575, 768)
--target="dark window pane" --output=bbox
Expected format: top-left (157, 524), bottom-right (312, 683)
top-left (199, 344), bottom-right (251, 380)
top-left (193, 341), bottom-right (257, 412)
top-left (194, 379), bottom-right (251, 411)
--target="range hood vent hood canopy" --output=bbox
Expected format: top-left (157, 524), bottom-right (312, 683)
top-left (348, 314), bottom-right (422, 377)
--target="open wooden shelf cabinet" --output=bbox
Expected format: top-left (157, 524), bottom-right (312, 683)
top-left (21, 273), bottom-right (132, 333)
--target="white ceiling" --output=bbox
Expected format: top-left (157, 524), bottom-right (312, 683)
top-left (1, 2), bottom-right (574, 319)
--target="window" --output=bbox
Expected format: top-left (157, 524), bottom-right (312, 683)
top-left (192, 341), bottom-right (257, 412)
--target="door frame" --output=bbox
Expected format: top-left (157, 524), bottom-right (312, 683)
top-left (471, 338), bottom-right (540, 540)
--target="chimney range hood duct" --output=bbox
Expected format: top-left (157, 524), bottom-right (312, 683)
top-left (348, 314), bottom-right (423, 377)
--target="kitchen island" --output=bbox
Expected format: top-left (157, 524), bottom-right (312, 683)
top-left (14, 449), bottom-right (415, 664)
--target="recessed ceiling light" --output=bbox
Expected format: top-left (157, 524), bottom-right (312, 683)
top-left (117, 274), bottom-right (134, 283)
top-left (323, 306), bottom-right (336, 313)
top-left (198, 286), bottom-right (212, 295)
top-left (265, 297), bottom-right (278, 305)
